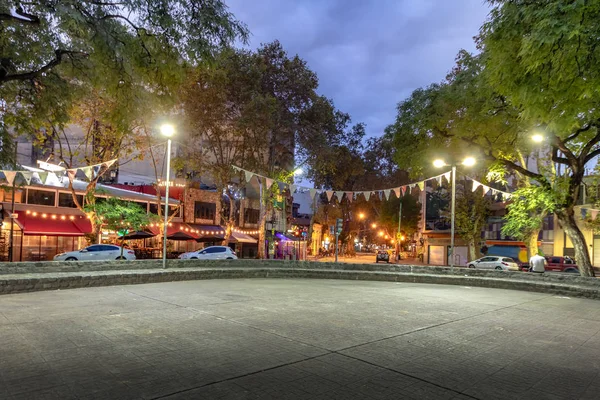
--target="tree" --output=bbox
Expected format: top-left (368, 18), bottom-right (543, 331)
top-left (91, 197), bottom-right (155, 257)
top-left (387, 0), bottom-right (600, 276)
top-left (454, 181), bottom-right (491, 262)
top-left (181, 42), bottom-right (355, 258)
top-left (1, 1), bottom-right (248, 155)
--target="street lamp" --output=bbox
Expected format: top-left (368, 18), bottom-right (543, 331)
top-left (433, 157), bottom-right (476, 268)
top-left (160, 123), bottom-right (175, 268)
top-left (371, 223), bottom-right (377, 229)
top-left (358, 213), bottom-right (365, 219)
top-left (531, 134), bottom-right (544, 143)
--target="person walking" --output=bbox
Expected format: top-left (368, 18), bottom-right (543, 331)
top-left (529, 252), bottom-right (547, 273)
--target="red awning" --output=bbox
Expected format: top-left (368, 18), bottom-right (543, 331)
top-left (16, 214), bottom-right (91, 236)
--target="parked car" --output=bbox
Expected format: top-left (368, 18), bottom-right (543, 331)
top-left (467, 256), bottom-right (519, 271)
top-left (544, 256), bottom-right (579, 273)
top-left (376, 250), bottom-right (390, 263)
top-left (179, 246), bottom-right (238, 260)
top-left (54, 244), bottom-right (136, 261)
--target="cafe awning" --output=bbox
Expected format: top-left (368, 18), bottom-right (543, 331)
top-left (188, 224), bottom-right (225, 242)
top-left (229, 231), bottom-right (258, 244)
top-left (15, 213), bottom-right (91, 236)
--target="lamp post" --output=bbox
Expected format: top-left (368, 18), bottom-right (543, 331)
top-left (433, 157), bottom-right (476, 268)
top-left (160, 123), bottom-right (175, 268)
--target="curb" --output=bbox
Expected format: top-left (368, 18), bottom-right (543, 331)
top-left (1, 267), bottom-right (599, 299)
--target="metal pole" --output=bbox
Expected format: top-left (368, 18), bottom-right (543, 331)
top-left (335, 230), bottom-right (339, 263)
top-left (162, 138), bottom-right (171, 269)
top-left (450, 164), bottom-right (456, 268)
top-left (8, 179), bottom-right (15, 262)
top-left (397, 199), bottom-right (402, 262)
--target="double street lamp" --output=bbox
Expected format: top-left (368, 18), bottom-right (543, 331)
top-left (433, 157), bottom-right (476, 268)
top-left (160, 123), bottom-right (175, 268)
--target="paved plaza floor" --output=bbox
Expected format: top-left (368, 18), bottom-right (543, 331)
top-left (1, 278), bottom-right (600, 399)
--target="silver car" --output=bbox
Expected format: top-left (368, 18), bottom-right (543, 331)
top-left (467, 256), bottom-right (519, 271)
top-left (179, 246), bottom-right (238, 260)
top-left (54, 244), bottom-right (136, 261)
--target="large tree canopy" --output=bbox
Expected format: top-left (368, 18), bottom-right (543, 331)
top-left (0, 0), bottom-right (248, 164)
top-left (387, 0), bottom-right (600, 276)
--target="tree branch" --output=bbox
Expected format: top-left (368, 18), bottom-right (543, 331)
top-left (584, 147), bottom-right (600, 165)
top-left (0, 49), bottom-right (87, 85)
top-left (0, 7), bottom-right (40, 24)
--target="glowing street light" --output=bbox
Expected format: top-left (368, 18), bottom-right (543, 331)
top-left (371, 223), bottom-right (377, 229)
top-left (433, 156), bottom-right (476, 268)
top-left (532, 134), bottom-right (544, 143)
top-left (160, 123), bottom-right (175, 268)
top-left (378, 231), bottom-right (384, 237)
top-left (358, 213), bottom-right (365, 219)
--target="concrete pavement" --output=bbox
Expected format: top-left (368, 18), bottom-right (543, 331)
top-left (1, 278), bottom-right (600, 399)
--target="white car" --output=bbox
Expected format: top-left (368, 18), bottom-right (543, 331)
top-left (54, 244), bottom-right (136, 261)
top-left (467, 256), bottom-right (519, 271)
top-left (179, 246), bottom-right (238, 260)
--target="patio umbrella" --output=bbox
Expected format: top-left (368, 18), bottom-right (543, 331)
top-left (167, 231), bottom-right (195, 241)
top-left (122, 231), bottom-right (155, 240)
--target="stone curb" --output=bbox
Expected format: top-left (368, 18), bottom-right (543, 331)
top-left (1, 266), bottom-right (599, 299)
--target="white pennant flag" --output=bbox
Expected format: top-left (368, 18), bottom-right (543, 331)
top-left (326, 191), bottom-right (334, 202)
top-left (37, 171), bottom-right (49, 184)
top-left (103, 159), bottom-right (117, 169)
top-left (265, 178), bottom-right (274, 189)
top-left (289, 184), bottom-right (297, 193)
top-left (309, 188), bottom-right (318, 200)
top-left (232, 165), bottom-right (240, 172)
top-left (346, 192), bottom-right (353, 203)
top-left (66, 169), bottom-right (77, 181)
top-left (79, 166), bottom-right (94, 181)
top-left (3, 171), bottom-right (17, 186)
top-left (472, 181), bottom-right (481, 192)
top-left (417, 181), bottom-right (424, 191)
top-left (393, 187), bottom-right (401, 198)
top-left (436, 176), bottom-right (442, 186)
top-left (444, 171), bottom-right (451, 183)
top-left (244, 170), bottom-right (253, 183)
top-left (19, 171), bottom-right (33, 185)
top-left (481, 185), bottom-right (490, 196)
top-left (364, 191), bottom-right (371, 201)
top-left (383, 189), bottom-right (391, 200)
top-left (335, 191), bottom-right (344, 202)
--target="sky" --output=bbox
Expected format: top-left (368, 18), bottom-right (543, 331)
top-left (226, 0), bottom-right (491, 139)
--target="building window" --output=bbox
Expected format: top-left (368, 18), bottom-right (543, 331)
top-left (194, 202), bottom-right (216, 221)
top-left (149, 203), bottom-right (178, 217)
top-left (27, 189), bottom-right (55, 206)
top-left (244, 208), bottom-right (259, 224)
top-left (2, 189), bottom-right (24, 203)
top-left (58, 193), bottom-right (84, 208)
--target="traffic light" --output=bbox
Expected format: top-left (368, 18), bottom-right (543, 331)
top-left (336, 218), bottom-right (343, 234)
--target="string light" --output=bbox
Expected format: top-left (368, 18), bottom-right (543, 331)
top-left (42, 213), bottom-right (47, 218)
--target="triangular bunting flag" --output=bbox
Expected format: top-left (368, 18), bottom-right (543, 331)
top-left (3, 171), bottom-right (17, 186)
top-left (277, 181), bottom-right (287, 192)
top-left (309, 188), bottom-right (318, 200)
top-left (444, 172), bottom-right (451, 183)
top-left (19, 171), bottom-right (33, 185)
top-left (417, 181), bottom-right (424, 191)
top-left (79, 166), bottom-right (94, 181)
top-left (326, 191), bottom-right (334, 202)
top-left (346, 192), bottom-right (353, 203)
top-left (244, 170), bottom-right (253, 183)
top-left (436, 176), bottom-right (442, 186)
top-left (364, 191), bottom-right (371, 201)
top-left (103, 159), bottom-right (117, 169)
top-left (393, 188), bottom-right (401, 198)
top-left (401, 186), bottom-right (407, 196)
top-left (37, 171), bottom-right (49, 184)
top-left (232, 165), bottom-right (240, 172)
top-left (592, 210), bottom-right (599, 220)
top-left (67, 169), bottom-right (77, 181)
top-left (472, 181), bottom-right (481, 192)
top-left (289, 184), bottom-right (297, 194)
top-left (265, 178), bottom-right (274, 189)
top-left (335, 191), bottom-right (344, 202)
top-left (481, 185), bottom-right (489, 195)
top-left (581, 208), bottom-right (588, 219)
top-left (383, 189), bottom-right (391, 200)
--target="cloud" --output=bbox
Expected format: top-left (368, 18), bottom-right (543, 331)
top-left (226, 0), bottom-right (490, 138)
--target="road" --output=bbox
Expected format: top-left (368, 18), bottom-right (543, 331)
top-left (1, 278), bottom-right (599, 399)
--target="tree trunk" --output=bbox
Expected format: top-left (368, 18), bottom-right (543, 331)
top-left (556, 208), bottom-right (595, 277)
top-left (468, 238), bottom-right (477, 262)
top-left (222, 190), bottom-right (235, 246)
top-left (257, 180), bottom-right (268, 259)
top-left (525, 229), bottom-right (540, 259)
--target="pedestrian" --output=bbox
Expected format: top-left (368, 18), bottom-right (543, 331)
top-left (529, 252), bottom-right (547, 273)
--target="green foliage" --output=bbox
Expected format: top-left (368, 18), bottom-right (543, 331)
top-left (90, 197), bottom-right (155, 236)
top-left (502, 186), bottom-right (556, 241)
top-left (1, 0), bottom-right (248, 164)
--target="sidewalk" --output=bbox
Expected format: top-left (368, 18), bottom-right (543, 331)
top-left (311, 253), bottom-right (425, 265)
